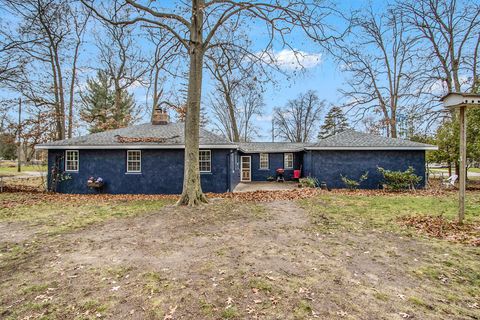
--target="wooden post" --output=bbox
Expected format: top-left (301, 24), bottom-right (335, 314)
top-left (458, 105), bottom-right (466, 224)
top-left (17, 98), bottom-right (22, 173)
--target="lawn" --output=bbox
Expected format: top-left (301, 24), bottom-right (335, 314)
top-left (0, 191), bottom-right (479, 319)
top-left (0, 165), bottom-right (47, 176)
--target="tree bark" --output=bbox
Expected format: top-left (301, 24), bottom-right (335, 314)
top-left (67, 40), bottom-right (81, 138)
top-left (177, 0), bottom-right (207, 206)
top-left (224, 89), bottom-right (240, 142)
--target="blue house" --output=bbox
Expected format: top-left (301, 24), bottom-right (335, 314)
top-left (36, 110), bottom-right (436, 194)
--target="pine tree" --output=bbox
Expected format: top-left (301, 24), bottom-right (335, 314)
top-left (318, 106), bottom-right (349, 139)
top-left (80, 70), bottom-right (136, 133)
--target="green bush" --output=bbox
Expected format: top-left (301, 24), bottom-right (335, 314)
top-left (299, 176), bottom-right (318, 188)
top-left (340, 171), bottom-right (368, 190)
top-left (377, 166), bottom-right (422, 191)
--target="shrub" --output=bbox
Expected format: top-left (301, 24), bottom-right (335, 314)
top-left (378, 166), bottom-right (422, 191)
top-left (340, 171), bottom-right (368, 190)
top-left (299, 176), bottom-right (318, 188)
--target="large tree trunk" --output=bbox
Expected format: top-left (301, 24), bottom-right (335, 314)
top-left (49, 48), bottom-right (64, 141)
top-left (225, 91), bottom-right (240, 142)
top-left (177, 0), bottom-right (207, 206)
top-left (67, 41), bottom-right (81, 139)
top-left (53, 46), bottom-right (66, 140)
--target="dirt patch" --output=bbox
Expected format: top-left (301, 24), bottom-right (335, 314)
top-left (2, 198), bottom-right (476, 319)
top-left (0, 221), bottom-right (39, 243)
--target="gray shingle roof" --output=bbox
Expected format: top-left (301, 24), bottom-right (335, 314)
top-left (308, 130), bottom-right (436, 149)
top-left (37, 122), bottom-right (233, 148)
top-left (238, 142), bottom-right (306, 153)
top-left (37, 125), bottom-right (436, 151)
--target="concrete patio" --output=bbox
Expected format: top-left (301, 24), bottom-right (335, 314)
top-left (233, 181), bottom-right (299, 192)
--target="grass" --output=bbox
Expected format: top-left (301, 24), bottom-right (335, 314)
top-left (300, 192), bottom-right (480, 319)
top-left (1, 191), bottom-right (480, 319)
top-left (0, 165), bottom-right (47, 175)
top-left (0, 193), bottom-right (171, 235)
top-left (300, 192), bottom-right (480, 233)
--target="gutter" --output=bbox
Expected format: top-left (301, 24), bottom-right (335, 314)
top-left (304, 146), bottom-right (438, 151)
top-left (35, 144), bottom-right (239, 150)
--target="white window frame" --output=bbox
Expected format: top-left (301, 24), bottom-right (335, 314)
top-left (199, 150), bottom-right (211, 173)
top-left (65, 150), bottom-right (79, 172)
top-left (284, 153), bottom-right (294, 169)
top-left (259, 153), bottom-right (269, 170)
top-left (126, 150), bottom-right (142, 173)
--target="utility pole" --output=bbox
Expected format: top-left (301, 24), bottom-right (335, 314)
top-left (17, 97), bottom-right (22, 173)
top-left (271, 117), bottom-right (275, 142)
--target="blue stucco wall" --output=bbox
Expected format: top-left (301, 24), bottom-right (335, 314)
top-left (48, 148), bottom-right (236, 194)
top-left (303, 150), bottom-right (426, 189)
top-left (229, 150), bottom-right (240, 191)
top-left (244, 152), bottom-right (303, 181)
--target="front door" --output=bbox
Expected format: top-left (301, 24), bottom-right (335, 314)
top-left (241, 156), bottom-right (251, 182)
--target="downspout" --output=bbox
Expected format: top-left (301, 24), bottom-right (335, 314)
top-left (227, 150), bottom-right (232, 192)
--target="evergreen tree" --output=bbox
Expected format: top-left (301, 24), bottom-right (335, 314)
top-left (80, 70), bottom-right (136, 133)
top-left (318, 106), bottom-right (349, 139)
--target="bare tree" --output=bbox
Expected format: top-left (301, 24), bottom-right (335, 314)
top-left (0, 0), bottom-right (90, 140)
top-left (335, 7), bottom-right (421, 138)
top-left (206, 45), bottom-right (266, 142)
top-left (82, 0), bottom-right (342, 205)
top-left (398, 0), bottom-right (480, 94)
top-left (95, 16), bottom-right (149, 126)
top-left (274, 90), bottom-right (324, 142)
top-left (209, 79), bottom-right (264, 142)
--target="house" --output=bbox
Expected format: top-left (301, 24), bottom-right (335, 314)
top-left (36, 109), bottom-right (437, 194)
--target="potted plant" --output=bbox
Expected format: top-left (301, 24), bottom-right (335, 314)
top-left (87, 176), bottom-right (104, 189)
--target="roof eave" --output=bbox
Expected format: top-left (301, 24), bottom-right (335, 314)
top-left (238, 148), bottom-right (305, 153)
top-left (35, 144), bottom-right (238, 150)
top-left (305, 146), bottom-right (438, 151)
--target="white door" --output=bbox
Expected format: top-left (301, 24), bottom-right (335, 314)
top-left (241, 156), bottom-right (251, 182)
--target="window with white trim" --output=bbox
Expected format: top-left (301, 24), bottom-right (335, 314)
top-left (199, 150), bottom-right (211, 173)
top-left (65, 150), bottom-right (79, 172)
top-left (284, 153), bottom-right (294, 169)
top-left (259, 153), bottom-right (269, 170)
top-left (127, 150), bottom-right (142, 173)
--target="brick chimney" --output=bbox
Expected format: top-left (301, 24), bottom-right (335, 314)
top-left (152, 107), bottom-right (169, 125)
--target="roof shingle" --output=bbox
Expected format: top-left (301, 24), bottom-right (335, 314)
top-left (37, 122), bottom-right (232, 148)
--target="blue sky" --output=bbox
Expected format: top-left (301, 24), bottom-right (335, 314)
top-left (1, 1), bottom-right (375, 140)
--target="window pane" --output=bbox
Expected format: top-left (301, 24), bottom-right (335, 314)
top-left (65, 151), bottom-right (79, 171)
top-left (259, 153), bottom-right (269, 169)
top-left (127, 151), bottom-right (141, 172)
top-left (284, 153), bottom-right (293, 169)
top-left (199, 150), bottom-right (211, 172)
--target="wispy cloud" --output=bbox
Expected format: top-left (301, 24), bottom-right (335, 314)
top-left (259, 49), bottom-right (322, 70)
top-left (256, 114), bottom-right (273, 122)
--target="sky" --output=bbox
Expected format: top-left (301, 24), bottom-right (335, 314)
top-left (0, 0), bottom-right (379, 141)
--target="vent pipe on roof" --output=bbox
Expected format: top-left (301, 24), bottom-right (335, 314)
top-left (152, 107), bottom-right (169, 125)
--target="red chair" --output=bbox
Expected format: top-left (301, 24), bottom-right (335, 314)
top-left (293, 170), bottom-right (301, 179)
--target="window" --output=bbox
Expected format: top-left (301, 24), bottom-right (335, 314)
top-left (199, 150), bottom-right (211, 173)
top-left (259, 153), bottom-right (269, 170)
top-left (284, 153), bottom-right (294, 169)
top-left (65, 150), bottom-right (79, 172)
top-left (127, 150), bottom-right (141, 173)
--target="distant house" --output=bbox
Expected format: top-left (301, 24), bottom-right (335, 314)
top-left (36, 109), bottom-right (436, 194)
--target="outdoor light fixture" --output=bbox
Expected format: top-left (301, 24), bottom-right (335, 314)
top-left (441, 92), bottom-right (480, 224)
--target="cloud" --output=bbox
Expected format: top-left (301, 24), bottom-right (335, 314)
top-left (256, 114), bottom-right (273, 122)
top-left (259, 49), bottom-right (322, 70)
